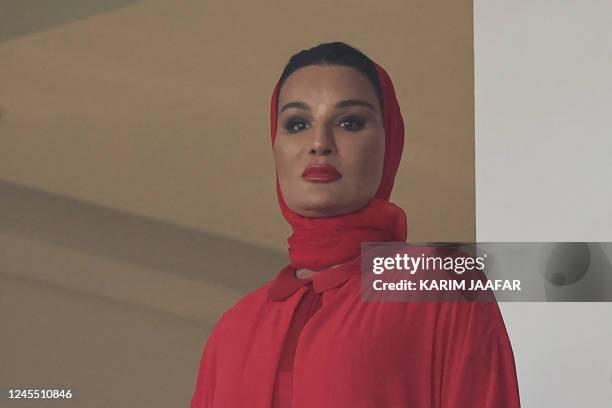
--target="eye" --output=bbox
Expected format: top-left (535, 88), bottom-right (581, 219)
top-left (284, 117), bottom-right (311, 133)
top-left (337, 115), bottom-right (366, 131)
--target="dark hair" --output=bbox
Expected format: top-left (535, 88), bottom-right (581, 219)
top-left (276, 42), bottom-right (382, 109)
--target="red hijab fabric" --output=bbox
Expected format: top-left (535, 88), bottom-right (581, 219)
top-left (270, 63), bottom-right (408, 271)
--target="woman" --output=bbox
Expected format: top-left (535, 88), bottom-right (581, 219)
top-left (190, 42), bottom-right (520, 407)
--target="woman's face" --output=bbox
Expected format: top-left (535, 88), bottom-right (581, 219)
top-left (274, 65), bottom-right (385, 218)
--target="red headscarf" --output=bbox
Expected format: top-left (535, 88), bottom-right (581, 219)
top-left (270, 62), bottom-right (408, 271)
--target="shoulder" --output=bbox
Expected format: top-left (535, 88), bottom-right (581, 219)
top-left (435, 300), bottom-right (509, 342)
top-left (209, 281), bottom-right (274, 337)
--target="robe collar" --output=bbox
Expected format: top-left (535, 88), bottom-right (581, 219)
top-left (268, 256), bottom-right (361, 301)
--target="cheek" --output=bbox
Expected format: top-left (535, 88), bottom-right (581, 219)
top-left (273, 140), bottom-right (293, 175)
top-left (342, 132), bottom-right (385, 187)
top-left (273, 139), bottom-right (302, 195)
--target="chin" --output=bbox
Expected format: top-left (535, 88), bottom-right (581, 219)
top-left (297, 197), bottom-right (363, 218)
top-left (288, 193), bottom-right (340, 217)
top-left (286, 185), bottom-right (367, 217)
top-left (299, 202), bottom-right (342, 217)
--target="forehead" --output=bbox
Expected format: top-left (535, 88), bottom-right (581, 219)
top-left (278, 65), bottom-right (380, 107)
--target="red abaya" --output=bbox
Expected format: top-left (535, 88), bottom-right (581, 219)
top-left (190, 61), bottom-right (521, 407)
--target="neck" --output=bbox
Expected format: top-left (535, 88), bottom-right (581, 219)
top-left (295, 258), bottom-right (354, 279)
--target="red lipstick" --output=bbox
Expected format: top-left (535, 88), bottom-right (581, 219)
top-left (301, 163), bottom-right (342, 183)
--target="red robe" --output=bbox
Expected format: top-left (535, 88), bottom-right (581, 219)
top-left (190, 256), bottom-right (521, 407)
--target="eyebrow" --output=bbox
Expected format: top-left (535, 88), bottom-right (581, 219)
top-left (335, 99), bottom-right (377, 111)
top-left (279, 99), bottom-right (377, 113)
top-left (279, 101), bottom-right (309, 113)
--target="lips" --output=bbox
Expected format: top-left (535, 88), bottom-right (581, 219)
top-left (301, 163), bottom-right (342, 183)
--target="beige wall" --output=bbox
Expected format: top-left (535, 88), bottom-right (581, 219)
top-left (0, 1), bottom-right (474, 406)
top-left (0, 180), bottom-right (285, 407)
top-left (0, 0), bottom-right (475, 250)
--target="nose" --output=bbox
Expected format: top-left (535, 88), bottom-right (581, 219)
top-left (309, 124), bottom-right (336, 156)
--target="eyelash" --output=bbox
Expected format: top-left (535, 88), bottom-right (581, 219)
top-left (338, 115), bottom-right (366, 131)
top-left (285, 117), bottom-right (310, 133)
top-left (284, 115), bottom-right (367, 134)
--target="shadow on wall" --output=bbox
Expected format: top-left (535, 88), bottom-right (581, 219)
top-left (1, 0), bottom-right (145, 41)
top-left (0, 179), bottom-right (286, 322)
top-left (0, 180), bottom-right (286, 407)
